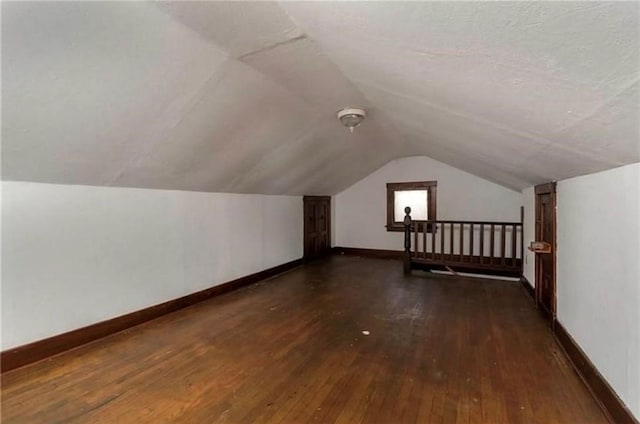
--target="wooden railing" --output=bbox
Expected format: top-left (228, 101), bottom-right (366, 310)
top-left (402, 208), bottom-right (523, 277)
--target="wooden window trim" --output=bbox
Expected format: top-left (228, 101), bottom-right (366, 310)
top-left (386, 181), bottom-right (437, 232)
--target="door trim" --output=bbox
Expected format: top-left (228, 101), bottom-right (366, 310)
top-left (534, 182), bottom-right (557, 326)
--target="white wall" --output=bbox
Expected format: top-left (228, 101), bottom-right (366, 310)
top-left (1, 181), bottom-right (302, 349)
top-left (556, 163), bottom-right (640, 418)
top-left (522, 186), bottom-right (536, 286)
top-left (334, 156), bottom-right (522, 251)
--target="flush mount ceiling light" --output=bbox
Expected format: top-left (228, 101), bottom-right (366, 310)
top-left (337, 108), bottom-right (366, 133)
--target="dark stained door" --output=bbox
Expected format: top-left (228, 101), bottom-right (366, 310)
top-left (304, 196), bottom-right (331, 260)
top-left (535, 183), bottom-right (556, 322)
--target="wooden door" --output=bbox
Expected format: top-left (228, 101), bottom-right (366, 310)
top-left (535, 183), bottom-right (556, 323)
top-left (304, 196), bottom-right (331, 260)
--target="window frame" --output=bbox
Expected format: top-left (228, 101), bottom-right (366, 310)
top-left (386, 181), bottom-right (437, 232)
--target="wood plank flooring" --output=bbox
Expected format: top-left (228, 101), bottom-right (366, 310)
top-left (2, 256), bottom-right (608, 423)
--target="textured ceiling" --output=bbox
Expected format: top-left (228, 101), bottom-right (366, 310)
top-left (2, 1), bottom-right (639, 194)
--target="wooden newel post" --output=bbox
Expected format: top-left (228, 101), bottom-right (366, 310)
top-left (403, 206), bottom-right (412, 274)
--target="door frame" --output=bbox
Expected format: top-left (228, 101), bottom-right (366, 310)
top-left (534, 182), bottom-right (557, 325)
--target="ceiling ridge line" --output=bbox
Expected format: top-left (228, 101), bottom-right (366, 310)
top-left (237, 34), bottom-right (307, 61)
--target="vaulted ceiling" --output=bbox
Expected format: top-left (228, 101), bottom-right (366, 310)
top-left (3, 1), bottom-right (639, 194)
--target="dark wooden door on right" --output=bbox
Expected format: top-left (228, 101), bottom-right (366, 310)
top-left (303, 196), bottom-right (331, 260)
top-left (535, 183), bottom-right (556, 322)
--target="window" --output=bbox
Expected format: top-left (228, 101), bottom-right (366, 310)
top-left (386, 181), bottom-right (437, 232)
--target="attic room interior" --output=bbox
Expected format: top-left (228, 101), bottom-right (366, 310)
top-left (1, 1), bottom-right (639, 423)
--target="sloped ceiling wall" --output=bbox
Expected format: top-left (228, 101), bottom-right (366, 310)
top-left (3, 2), bottom-right (638, 194)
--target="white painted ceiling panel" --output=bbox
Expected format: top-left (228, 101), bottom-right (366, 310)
top-left (2, 2), bottom-right (639, 194)
top-left (324, 39), bottom-right (618, 139)
top-left (282, 1), bottom-right (640, 185)
top-left (241, 36), bottom-right (368, 110)
top-left (3, 2), bottom-right (229, 186)
top-left (112, 59), bottom-right (319, 193)
top-left (155, 1), bottom-right (302, 59)
top-left (280, 2), bottom-right (639, 88)
top-left (397, 124), bottom-right (536, 190)
top-left (553, 82), bottom-right (640, 164)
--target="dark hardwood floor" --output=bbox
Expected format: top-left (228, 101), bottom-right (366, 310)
top-left (2, 256), bottom-right (607, 423)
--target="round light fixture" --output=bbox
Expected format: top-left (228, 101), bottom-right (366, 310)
top-left (337, 108), bottom-right (366, 133)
